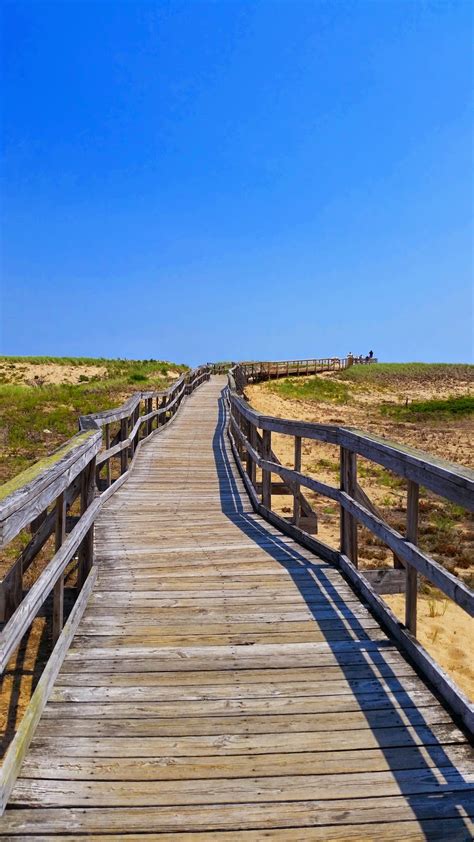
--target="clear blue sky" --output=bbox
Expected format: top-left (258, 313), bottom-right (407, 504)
top-left (1, 1), bottom-right (472, 366)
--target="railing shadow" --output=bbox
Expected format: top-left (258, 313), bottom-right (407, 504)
top-left (211, 389), bottom-right (472, 835)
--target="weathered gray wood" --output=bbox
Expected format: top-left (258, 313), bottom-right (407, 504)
top-left (0, 567), bottom-right (97, 814)
top-left (229, 370), bottom-right (474, 511)
top-left (261, 428), bottom-right (272, 509)
top-left (1, 367), bottom-right (472, 833)
top-left (0, 497), bottom-right (102, 673)
top-left (0, 431), bottom-right (101, 547)
top-left (0, 553), bottom-right (23, 623)
top-left (0, 477), bottom-right (82, 622)
top-left (77, 459), bottom-right (96, 591)
top-left (340, 448), bottom-right (358, 566)
top-left (405, 480), bottom-right (419, 634)
top-left (339, 492), bottom-right (474, 615)
top-left (104, 424), bottom-right (111, 488)
top-left (362, 568), bottom-right (406, 595)
top-left (231, 418), bottom-right (331, 512)
top-left (52, 492), bottom-right (66, 643)
top-left (339, 553), bottom-right (474, 735)
top-left (338, 428), bottom-right (474, 512)
top-left (120, 418), bottom-right (128, 474)
top-left (293, 436), bottom-right (302, 527)
top-left (146, 398), bottom-right (153, 436)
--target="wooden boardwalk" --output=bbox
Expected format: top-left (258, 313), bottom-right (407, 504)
top-left (2, 376), bottom-right (473, 839)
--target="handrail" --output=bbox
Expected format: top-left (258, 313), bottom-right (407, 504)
top-left (226, 360), bottom-right (474, 734)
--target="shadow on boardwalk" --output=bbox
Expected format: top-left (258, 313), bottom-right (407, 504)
top-left (212, 390), bottom-right (472, 837)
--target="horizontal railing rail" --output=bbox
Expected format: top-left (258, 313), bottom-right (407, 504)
top-left (226, 361), bottom-right (474, 734)
top-left (232, 356), bottom-right (378, 384)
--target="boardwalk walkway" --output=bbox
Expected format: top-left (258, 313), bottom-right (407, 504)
top-left (2, 377), bottom-right (473, 838)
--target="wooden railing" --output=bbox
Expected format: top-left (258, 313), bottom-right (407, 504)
top-left (226, 362), bottom-right (474, 734)
top-left (0, 364), bottom-right (211, 808)
top-left (211, 356), bottom-right (378, 379)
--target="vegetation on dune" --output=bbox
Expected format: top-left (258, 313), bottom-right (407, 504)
top-left (0, 356), bottom-right (187, 382)
top-left (381, 395), bottom-right (474, 419)
top-left (0, 357), bottom-right (187, 482)
top-left (337, 362), bottom-right (474, 385)
top-left (267, 375), bottom-right (350, 404)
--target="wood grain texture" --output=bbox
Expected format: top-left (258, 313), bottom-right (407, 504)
top-left (2, 375), bottom-right (473, 839)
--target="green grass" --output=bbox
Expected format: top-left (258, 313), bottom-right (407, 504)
top-left (0, 356), bottom-right (187, 383)
top-left (381, 395), bottom-right (474, 419)
top-left (267, 375), bottom-right (350, 404)
top-left (0, 357), bottom-right (188, 482)
top-left (337, 362), bottom-right (474, 385)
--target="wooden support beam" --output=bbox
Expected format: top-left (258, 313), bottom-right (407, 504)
top-left (120, 418), bottom-right (128, 474)
top-left (77, 458), bottom-right (96, 591)
top-left (52, 492), bottom-right (66, 643)
top-left (340, 447), bottom-right (358, 566)
top-left (293, 436), bottom-right (302, 527)
top-left (146, 398), bottom-right (153, 436)
top-left (0, 559), bottom-right (22, 623)
top-left (245, 419), bottom-right (253, 482)
top-left (104, 424), bottom-right (111, 488)
top-left (405, 480), bottom-right (420, 635)
top-left (248, 423), bottom-right (257, 489)
top-left (261, 428), bottom-right (272, 509)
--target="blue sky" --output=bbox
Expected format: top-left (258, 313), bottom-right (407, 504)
top-left (1, 0), bottom-right (472, 365)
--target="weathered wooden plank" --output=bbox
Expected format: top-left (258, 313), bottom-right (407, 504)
top-left (47, 672), bottom-right (434, 702)
top-left (25, 720), bottom-right (468, 758)
top-left (1, 793), bottom-right (473, 834)
top-left (19, 742), bottom-right (473, 781)
top-left (34, 704), bottom-right (454, 738)
top-left (3, 818), bottom-right (473, 841)
top-left (10, 765), bottom-right (474, 808)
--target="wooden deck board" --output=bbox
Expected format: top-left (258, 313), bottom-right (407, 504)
top-left (2, 376), bottom-right (473, 838)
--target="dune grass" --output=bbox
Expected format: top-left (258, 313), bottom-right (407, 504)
top-left (0, 357), bottom-right (187, 482)
top-left (267, 375), bottom-right (350, 404)
top-left (337, 362), bottom-right (474, 385)
top-left (381, 395), bottom-right (474, 419)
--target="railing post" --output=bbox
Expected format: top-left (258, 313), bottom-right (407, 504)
top-left (133, 404), bottom-right (140, 452)
top-left (146, 398), bottom-right (153, 436)
top-left (52, 491), bottom-right (66, 642)
top-left (405, 480), bottom-right (420, 635)
top-left (293, 436), bottom-right (302, 527)
top-left (236, 410), bottom-right (245, 461)
top-left (120, 418), bottom-right (128, 474)
top-left (245, 418), bottom-right (253, 479)
top-left (248, 423), bottom-right (257, 489)
top-left (104, 424), bottom-right (111, 489)
top-left (77, 457), bottom-right (96, 591)
top-left (340, 447), bottom-right (358, 566)
top-left (261, 428), bottom-right (272, 509)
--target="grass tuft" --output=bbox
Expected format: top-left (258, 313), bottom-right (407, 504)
top-left (0, 357), bottom-right (188, 482)
top-left (381, 395), bottom-right (474, 419)
top-left (338, 362), bottom-right (474, 385)
top-left (267, 376), bottom-right (350, 404)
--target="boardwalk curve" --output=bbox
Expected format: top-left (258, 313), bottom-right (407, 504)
top-left (1, 376), bottom-right (473, 838)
